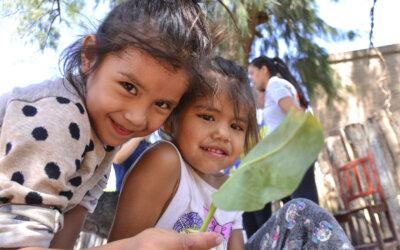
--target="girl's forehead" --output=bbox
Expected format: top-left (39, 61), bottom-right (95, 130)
top-left (191, 92), bottom-right (248, 118)
top-left (248, 64), bottom-right (257, 71)
top-left (121, 47), bottom-right (183, 72)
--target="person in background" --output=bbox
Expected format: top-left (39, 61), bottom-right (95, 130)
top-left (113, 137), bottom-right (151, 192)
top-left (243, 56), bottom-right (319, 239)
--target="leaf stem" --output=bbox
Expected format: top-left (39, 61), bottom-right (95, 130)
top-left (200, 203), bottom-right (217, 232)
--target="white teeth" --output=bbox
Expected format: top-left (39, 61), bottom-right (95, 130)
top-left (204, 147), bottom-right (224, 154)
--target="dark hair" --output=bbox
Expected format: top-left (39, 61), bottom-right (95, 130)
top-left (165, 56), bottom-right (260, 154)
top-left (250, 56), bottom-right (309, 108)
top-left (60, 0), bottom-right (214, 98)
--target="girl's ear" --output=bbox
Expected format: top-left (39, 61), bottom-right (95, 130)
top-left (261, 65), bottom-right (271, 80)
top-left (261, 65), bottom-right (269, 75)
top-left (163, 119), bottom-right (174, 135)
top-left (81, 34), bottom-right (97, 74)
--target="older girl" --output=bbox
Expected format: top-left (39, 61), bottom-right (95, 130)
top-left (0, 1), bottom-right (223, 249)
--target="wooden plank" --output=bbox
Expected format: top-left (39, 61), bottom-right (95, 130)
top-left (343, 123), bottom-right (369, 158)
top-left (343, 124), bottom-right (372, 204)
top-left (375, 110), bottom-right (400, 191)
top-left (325, 135), bottom-right (349, 167)
top-left (316, 149), bottom-right (343, 213)
top-left (390, 110), bottom-right (400, 140)
top-left (325, 135), bottom-right (349, 212)
top-left (340, 128), bottom-right (355, 161)
top-left (366, 117), bottom-right (400, 236)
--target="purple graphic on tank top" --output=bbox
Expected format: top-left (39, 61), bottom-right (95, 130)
top-left (173, 212), bottom-right (203, 234)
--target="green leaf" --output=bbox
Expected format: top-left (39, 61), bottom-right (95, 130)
top-left (211, 110), bottom-right (324, 211)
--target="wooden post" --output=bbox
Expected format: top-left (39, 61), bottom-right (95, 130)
top-left (325, 135), bottom-right (349, 167)
top-left (366, 117), bottom-right (400, 236)
top-left (343, 123), bottom-right (369, 157)
top-left (325, 134), bottom-right (371, 243)
top-left (317, 147), bottom-right (342, 213)
top-left (324, 135), bottom-right (349, 212)
top-left (375, 110), bottom-right (400, 190)
top-left (343, 123), bottom-right (375, 207)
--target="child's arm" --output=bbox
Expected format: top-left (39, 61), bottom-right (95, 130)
top-left (227, 229), bottom-right (245, 250)
top-left (49, 205), bottom-right (88, 248)
top-left (278, 96), bottom-right (304, 114)
top-left (108, 141), bottom-right (181, 241)
top-left (113, 137), bottom-right (144, 164)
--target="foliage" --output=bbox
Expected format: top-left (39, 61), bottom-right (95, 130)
top-left (1, 0), bottom-right (85, 50)
top-left (203, 0), bottom-right (356, 104)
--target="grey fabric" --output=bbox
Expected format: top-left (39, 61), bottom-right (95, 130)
top-left (245, 199), bottom-right (353, 250)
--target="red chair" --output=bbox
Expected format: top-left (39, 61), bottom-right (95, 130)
top-left (333, 150), bottom-right (400, 249)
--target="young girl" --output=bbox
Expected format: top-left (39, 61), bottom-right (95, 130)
top-left (0, 1), bottom-right (224, 249)
top-left (109, 56), bottom-right (260, 250)
top-left (243, 56), bottom-right (319, 239)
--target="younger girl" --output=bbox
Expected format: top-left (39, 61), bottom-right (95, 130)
top-left (0, 1), bottom-right (224, 249)
top-left (109, 56), bottom-right (260, 250)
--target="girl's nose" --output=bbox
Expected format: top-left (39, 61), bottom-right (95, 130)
top-left (124, 108), bottom-right (147, 131)
top-left (213, 124), bottom-right (231, 142)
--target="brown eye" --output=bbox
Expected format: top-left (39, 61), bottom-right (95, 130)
top-left (155, 101), bottom-right (171, 109)
top-left (198, 114), bottom-right (214, 121)
top-left (231, 123), bottom-right (244, 131)
top-left (122, 82), bottom-right (137, 95)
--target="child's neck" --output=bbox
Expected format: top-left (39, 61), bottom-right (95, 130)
top-left (191, 167), bottom-right (228, 189)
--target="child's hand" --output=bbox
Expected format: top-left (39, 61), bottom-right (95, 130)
top-left (108, 228), bottom-right (223, 250)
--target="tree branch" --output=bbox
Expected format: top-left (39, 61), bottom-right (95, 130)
top-left (56, 0), bottom-right (62, 22)
top-left (215, 0), bottom-right (240, 33)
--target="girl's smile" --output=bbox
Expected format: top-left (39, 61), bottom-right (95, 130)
top-left (200, 145), bottom-right (228, 159)
top-left (110, 118), bottom-right (134, 137)
top-left (82, 43), bottom-right (189, 146)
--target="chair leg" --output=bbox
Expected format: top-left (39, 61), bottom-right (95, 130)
top-left (348, 214), bottom-right (361, 246)
top-left (367, 206), bottom-right (385, 250)
top-left (384, 211), bottom-right (400, 248)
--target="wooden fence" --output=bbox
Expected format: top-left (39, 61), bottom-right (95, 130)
top-left (315, 110), bottom-right (400, 242)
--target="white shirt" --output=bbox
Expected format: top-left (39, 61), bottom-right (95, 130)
top-left (263, 76), bottom-right (299, 134)
top-left (153, 140), bottom-right (243, 245)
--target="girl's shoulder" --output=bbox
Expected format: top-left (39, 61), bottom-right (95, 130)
top-left (267, 76), bottom-right (297, 95)
top-left (135, 140), bottom-right (182, 174)
top-left (6, 78), bottom-right (82, 104)
top-left (146, 140), bottom-right (180, 161)
top-left (0, 78), bottom-right (84, 127)
top-left (268, 76), bottom-right (291, 88)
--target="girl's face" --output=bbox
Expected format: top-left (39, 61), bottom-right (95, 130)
top-left (173, 92), bottom-right (247, 178)
top-left (248, 64), bottom-right (270, 90)
top-left (83, 44), bottom-right (188, 146)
